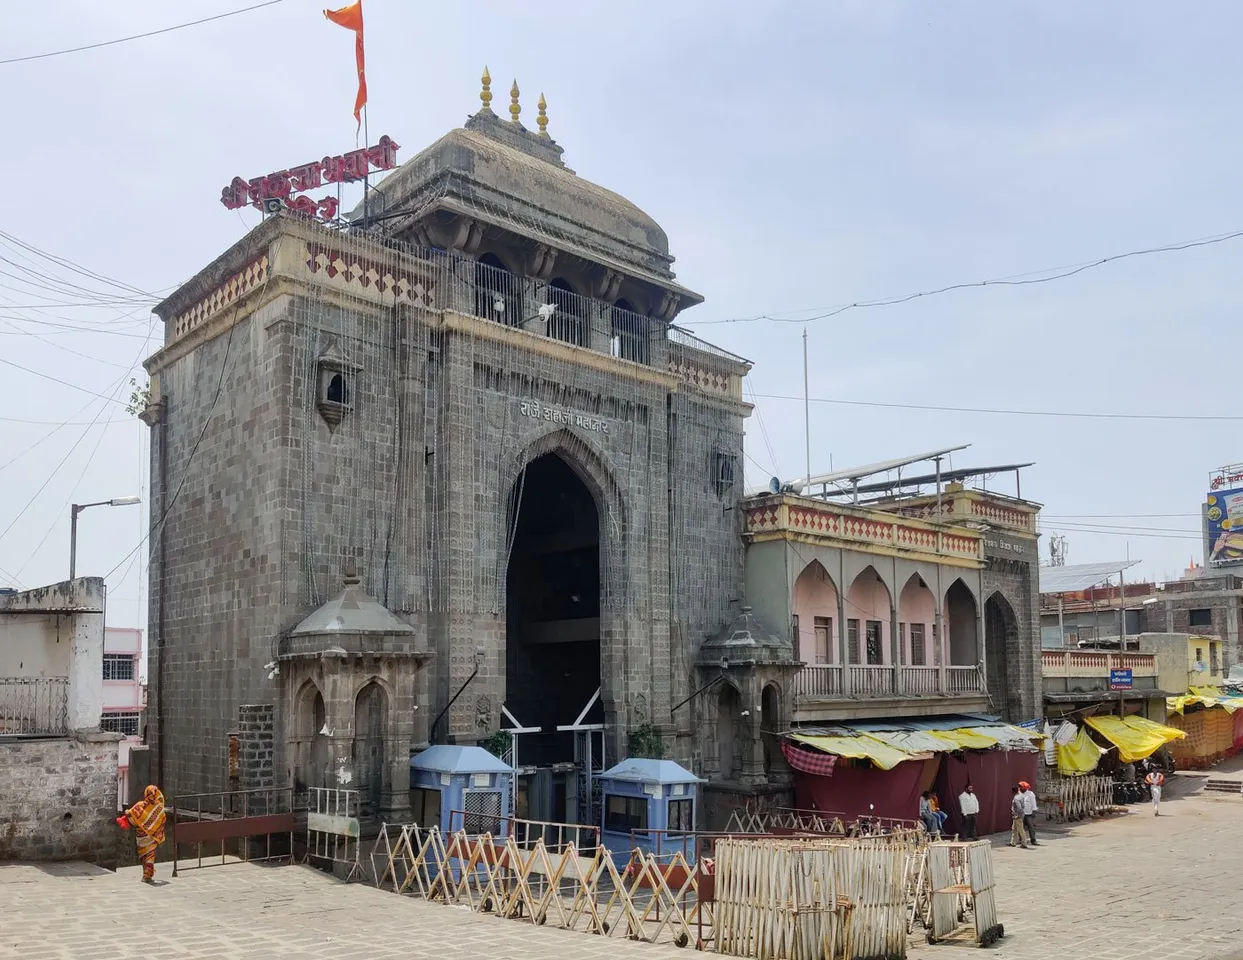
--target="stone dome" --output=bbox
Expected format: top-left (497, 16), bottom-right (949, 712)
top-left (359, 109), bottom-right (686, 291)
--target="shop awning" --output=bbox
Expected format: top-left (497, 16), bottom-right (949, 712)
top-left (787, 719), bottom-right (1044, 772)
top-left (788, 733), bottom-right (917, 771)
top-left (1168, 687), bottom-right (1243, 715)
top-left (866, 730), bottom-right (960, 754)
top-left (1083, 715), bottom-right (1187, 763)
top-left (1056, 726), bottom-right (1105, 775)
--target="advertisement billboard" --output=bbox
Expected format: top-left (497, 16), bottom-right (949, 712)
top-left (1205, 487), bottom-right (1243, 566)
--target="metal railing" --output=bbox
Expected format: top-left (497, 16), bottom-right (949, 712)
top-left (667, 324), bottom-right (751, 366)
top-left (169, 787), bottom-right (295, 875)
top-left (0, 677), bottom-right (69, 736)
top-left (443, 251), bottom-right (680, 367)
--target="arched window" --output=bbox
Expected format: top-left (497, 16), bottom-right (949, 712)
top-left (547, 278), bottom-right (588, 347)
top-left (326, 372), bottom-right (348, 405)
top-left (475, 253), bottom-right (521, 325)
top-left (610, 298), bottom-right (649, 364)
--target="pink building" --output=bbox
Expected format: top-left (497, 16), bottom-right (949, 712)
top-left (101, 627), bottom-right (145, 808)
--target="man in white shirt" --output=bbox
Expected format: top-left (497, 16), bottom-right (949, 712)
top-left (1019, 780), bottom-right (1039, 845)
top-left (958, 784), bottom-right (980, 840)
top-left (1145, 766), bottom-right (1165, 815)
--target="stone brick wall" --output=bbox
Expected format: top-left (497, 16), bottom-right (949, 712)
top-left (982, 533), bottom-right (1042, 722)
top-left (1142, 593), bottom-right (1243, 670)
top-left (237, 704), bottom-right (275, 791)
top-left (147, 291), bottom-right (294, 801)
top-left (148, 276), bottom-right (748, 796)
top-left (0, 734), bottom-right (120, 868)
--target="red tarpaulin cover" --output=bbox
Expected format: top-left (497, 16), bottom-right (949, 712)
top-left (1233, 709), bottom-right (1243, 749)
top-left (791, 751), bottom-right (1039, 836)
top-left (792, 757), bottom-right (939, 822)
top-left (935, 750), bottom-right (1039, 837)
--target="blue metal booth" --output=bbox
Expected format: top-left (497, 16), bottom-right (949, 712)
top-left (409, 745), bottom-right (514, 836)
top-left (596, 758), bottom-right (703, 858)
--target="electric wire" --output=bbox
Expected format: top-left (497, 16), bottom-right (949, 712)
top-left (749, 391), bottom-right (1243, 422)
top-left (0, 1), bottom-right (287, 66)
top-left (684, 229), bottom-right (1243, 326)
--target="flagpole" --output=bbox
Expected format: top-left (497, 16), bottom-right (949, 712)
top-left (362, 103), bottom-right (370, 228)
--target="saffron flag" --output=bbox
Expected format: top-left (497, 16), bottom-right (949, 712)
top-left (324, 1), bottom-right (367, 128)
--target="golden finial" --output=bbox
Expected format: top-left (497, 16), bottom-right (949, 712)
top-left (509, 80), bottom-right (521, 123)
top-left (537, 93), bottom-right (549, 137)
top-left (480, 66), bottom-right (493, 113)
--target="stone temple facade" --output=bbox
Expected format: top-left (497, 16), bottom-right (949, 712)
top-left (140, 80), bottom-right (752, 822)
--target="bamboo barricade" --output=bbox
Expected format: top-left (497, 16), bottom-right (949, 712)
top-left (712, 838), bottom-right (852, 960)
top-left (925, 841), bottom-right (1002, 947)
top-left (368, 823), bottom-right (707, 947)
top-left (724, 802), bottom-right (921, 840)
top-left (369, 820), bottom-right (942, 958)
top-left (713, 835), bottom-right (912, 960)
top-left (1040, 775), bottom-right (1115, 822)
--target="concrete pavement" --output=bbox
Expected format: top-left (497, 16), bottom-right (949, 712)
top-left (3, 786), bottom-right (1242, 959)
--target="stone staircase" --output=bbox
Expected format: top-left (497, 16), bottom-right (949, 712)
top-left (1203, 778), bottom-right (1243, 796)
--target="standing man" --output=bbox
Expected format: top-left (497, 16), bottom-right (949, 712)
top-left (919, 790), bottom-right (939, 837)
top-left (958, 784), bottom-right (980, 840)
top-left (1145, 766), bottom-right (1165, 815)
top-left (1009, 784), bottom-right (1029, 848)
top-left (1019, 780), bottom-right (1039, 846)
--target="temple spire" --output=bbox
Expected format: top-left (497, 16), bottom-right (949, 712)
top-left (510, 80), bottom-right (521, 123)
top-left (479, 66), bottom-right (493, 114)
top-left (537, 92), bottom-right (549, 137)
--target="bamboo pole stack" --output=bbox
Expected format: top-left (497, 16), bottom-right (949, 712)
top-left (714, 836), bottom-right (911, 960)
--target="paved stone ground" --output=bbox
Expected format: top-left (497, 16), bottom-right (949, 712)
top-left (3, 783), bottom-right (1243, 960)
top-left (908, 781), bottom-right (1243, 960)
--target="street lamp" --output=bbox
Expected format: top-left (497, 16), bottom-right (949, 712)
top-left (69, 497), bottom-right (141, 579)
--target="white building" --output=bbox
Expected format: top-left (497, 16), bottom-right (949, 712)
top-left (102, 627), bottom-right (145, 807)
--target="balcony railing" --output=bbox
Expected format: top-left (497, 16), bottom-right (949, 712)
top-left (793, 663), bottom-right (985, 701)
top-left (1041, 650), bottom-right (1157, 677)
top-left (289, 232), bottom-right (750, 383)
top-left (899, 666), bottom-right (940, 695)
top-left (849, 665), bottom-right (895, 696)
top-left (946, 665), bottom-right (984, 695)
top-left (0, 677), bottom-right (69, 736)
top-left (793, 664), bottom-right (843, 699)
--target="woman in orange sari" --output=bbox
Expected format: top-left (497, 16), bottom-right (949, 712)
top-left (117, 785), bottom-right (166, 883)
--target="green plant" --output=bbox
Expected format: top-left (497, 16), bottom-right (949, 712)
top-left (627, 723), bottom-right (665, 759)
top-left (480, 729), bottom-right (511, 760)
top-left (125, 378), bottom-right (151, 417)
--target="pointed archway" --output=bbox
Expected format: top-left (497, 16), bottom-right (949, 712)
top-left (985, 592), bottom-right (1019, 721)
top-left (945, 579), bottom-right (980, 666)
top-left (353, 681), bottom-right (388, 817)
top-left (505, 452), bottom-right (604, 821)
top-left (793, 560), bottom-right (838, 665)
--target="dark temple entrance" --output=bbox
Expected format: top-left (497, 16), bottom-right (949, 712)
top-left (505, 453), bottom-right (604, 823)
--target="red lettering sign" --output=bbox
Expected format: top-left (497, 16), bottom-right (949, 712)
top-left (218, 136), bottom-right (400, 218)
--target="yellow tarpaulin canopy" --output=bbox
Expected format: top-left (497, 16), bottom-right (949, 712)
top-left (1083, 715), bottom-right (1187, 763)
top-left (789, 733), bottom-right (917, 771)
top-left (790, 721), bottom-right (1042, 771)
top-left (935, 728), bottom-right (1000, 750)
top-left (1056, 725), bottom-right (1104, 775)
top-left (1167, 687), bottom-right (1243, 714)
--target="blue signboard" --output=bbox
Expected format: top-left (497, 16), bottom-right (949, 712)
top-left (1109, 668), bottom-right (1133, 691)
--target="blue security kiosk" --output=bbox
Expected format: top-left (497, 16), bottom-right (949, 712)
top-left (409, 745), bottom-right (514, 837)
top-left (597, 758), bottom-right (703, 858)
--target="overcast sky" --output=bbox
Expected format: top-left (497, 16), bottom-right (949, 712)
top-left (2, 1), bottom-right (1240, 631)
